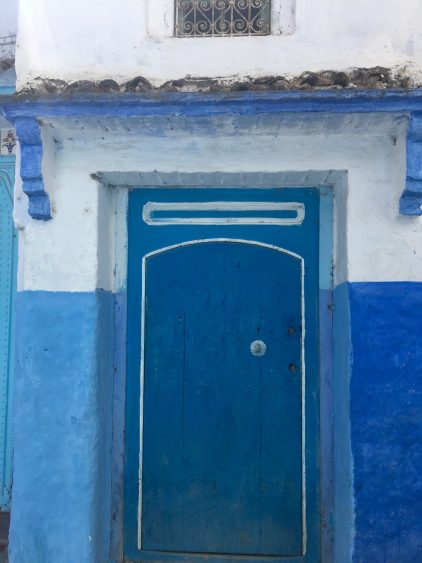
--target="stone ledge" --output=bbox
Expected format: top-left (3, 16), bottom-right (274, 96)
top-left (13, 66), bottom-right (419, 99)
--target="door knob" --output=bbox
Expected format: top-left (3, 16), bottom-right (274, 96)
top-left (250, 340), bottom-right (267, 357)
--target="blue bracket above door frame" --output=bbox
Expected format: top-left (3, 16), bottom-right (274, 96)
top-left (14, 118), bottom-right (51, 220)
top-left (401, 112), bottom-right (422, 215)
top-left (3, 89), bottom-right (422, 218)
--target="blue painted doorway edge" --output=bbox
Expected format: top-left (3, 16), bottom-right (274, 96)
top-left (0, 156), bottom-right (17, 510)
top-left (122, 184), bottom-right (340, 563)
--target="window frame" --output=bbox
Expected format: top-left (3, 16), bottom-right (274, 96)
top-left (174, 0), bottom-right (272, 39)
top-left (145, 0), bottom-right (296, 40)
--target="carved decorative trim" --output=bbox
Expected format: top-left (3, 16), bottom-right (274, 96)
top-left (400, 113), bottom-right (422, 216)
top-left (0, 129), bottom-right (17, 156)
top-left (14, 118), bottom-right (51, 220)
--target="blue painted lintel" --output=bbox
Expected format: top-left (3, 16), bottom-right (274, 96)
top-left (14, 118), bottom-right (51, 221)
top-left (3, 89), bottom-right (422, 119)
top-left (4, 89), bottom-right (422, 218)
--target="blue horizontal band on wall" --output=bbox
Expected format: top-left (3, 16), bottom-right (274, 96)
top-left (8, 282), bottom-right (422, 561)
top-left (4, 89), bottom-right (422, 118)
top-left (349, 281), bottom-right (422, 562)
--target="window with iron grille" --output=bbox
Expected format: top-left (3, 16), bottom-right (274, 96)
top-left (175, 0), bottom-right (271, 37)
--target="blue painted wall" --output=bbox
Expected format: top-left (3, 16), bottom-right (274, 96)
top-left (110, 291), bottom-right (127, 562)
top-left (7, 284), bottom-right (422, 562)
top-left (332, 283), bottom-right (354, 563)
top-left (10, 291), bottom-right (115, 563)
top-left (349, 282), bottom-right (422, 562)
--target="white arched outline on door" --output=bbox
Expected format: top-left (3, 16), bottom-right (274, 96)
top-left (138, 238), bottom-right (307, 554)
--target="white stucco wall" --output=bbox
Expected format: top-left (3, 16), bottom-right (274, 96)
top-left (16, 0), bottom-right (422, 86)
top-left (13, 113), bottom-right (421, 292)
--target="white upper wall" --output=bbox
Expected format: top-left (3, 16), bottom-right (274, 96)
top-left (16, 0), bottom-right (422, 87)
top-left (14, 113), bottom-right (422, 292)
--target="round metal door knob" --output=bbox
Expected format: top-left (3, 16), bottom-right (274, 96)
top-left (250, 340), bottom-right (267, 357)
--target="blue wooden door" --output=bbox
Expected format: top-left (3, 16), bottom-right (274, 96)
top-left (125, 188), bottom-right (320, 563)
top-left (0, 157), bottom-right (16, 509)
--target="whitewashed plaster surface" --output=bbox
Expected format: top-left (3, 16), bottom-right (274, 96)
top-left (13, 113), bottom-right (422, 292)
top-left (16, 0), bottom-right (422, 86)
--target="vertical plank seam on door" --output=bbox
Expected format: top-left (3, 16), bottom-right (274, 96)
top-left (138, 255), bottom-right (147, 549)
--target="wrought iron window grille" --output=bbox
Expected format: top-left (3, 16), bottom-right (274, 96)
top-left (175, 0), bottom-right (271, 37)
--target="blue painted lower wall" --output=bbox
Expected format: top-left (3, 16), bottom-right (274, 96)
top-left (7, 283), bottom-right (422, 562)
top-left (9, 290), bottom-right (115, 563)
top-left (349, 282), bottom-right (422, 562)
top-left (333, 283), bottom-right (354, 563)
